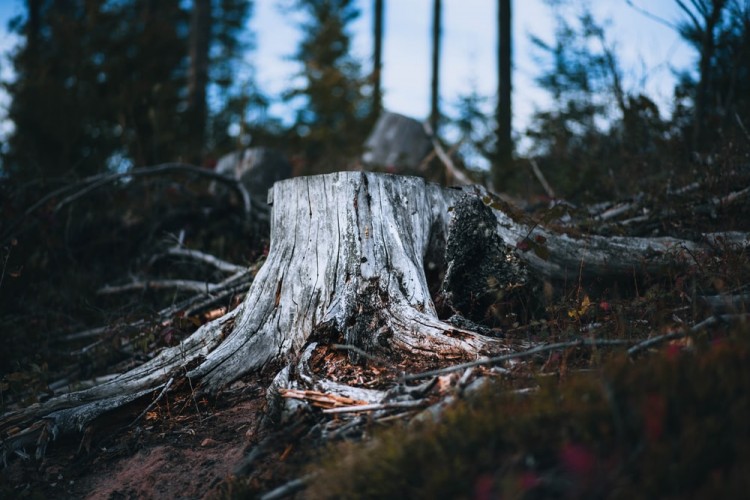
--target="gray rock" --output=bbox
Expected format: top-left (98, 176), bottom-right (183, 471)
top-left (213, 147), bottom-right (292, 203)
top-left (362, 112), bottom-right (432, 172)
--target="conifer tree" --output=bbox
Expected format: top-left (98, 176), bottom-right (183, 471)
top-left (287, 0), bottom-right (371, 172)
top-left (2, 0), bottom-right (254, 180)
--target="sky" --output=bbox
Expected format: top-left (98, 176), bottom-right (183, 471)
top-left (0, 0), bottom-right (695, 155)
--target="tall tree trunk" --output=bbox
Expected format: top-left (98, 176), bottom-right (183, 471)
top-left (493, 0), bottom-right (512, 192)
top-left (27, 0), bottom-right (41, 60)
top-left (188, 0), bottom-right (211, 163)
top-left (430, 0), bottom-right (442, 134)
top-left (372, 0), bottom-right (384, 119)
top-left (676, 0), bottom-right (726, 151)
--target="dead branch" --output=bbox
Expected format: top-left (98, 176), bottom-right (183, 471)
top-left (403, 339), bottom-right (635, 381)
top-left (529, 159), bottom-right (556, 199)
top-left (130, 377), bottom-right (174, 426)
top-left (321, 400), bottom-right (427, 415)
top-left (260, 474), bottom-right (316, 500)
top-left (159, 247), bottom-right (247, 274)
top-left (422, 121), bottom-right (474, 185)
top-left (627, 313), bottom-right (749, 356)
top-left (1, 163), bottom-right (252, 245)
top-left (97, 279), bottom-right (228, 295)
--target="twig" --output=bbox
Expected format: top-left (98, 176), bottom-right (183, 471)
top-left (624, 1), bottom-right (679, 34)
top-left (260, 474), bottom-right (316, 500)
top-left (55, 163), bottom-right (251, 215)
top-left (321, 400), bottom-right (427, 414)
top-left (403, 338), bottom-right (634, 381)
top-left (1, 163), bottom-right (251, 244)
top-left (627, 314), bottom-right (749, 356)
top-left (130, 377), bottom-right (174, 427)
top-left (331, 343), bottom-right (387, 364)
top-left (529, 159), bottom-right (556, 199)
top-left (699, 294), bottom-right (750, 312)
top-left (718, 186), bottom-right (750, 207)
top-left (327, 416), bottom-right (367, 439)
top-left (63, 271), bottom-right (251, 345)
top-left (422, 121), bottom-right (474, 185)
top-left (162, 247), bottom-right (246, 274)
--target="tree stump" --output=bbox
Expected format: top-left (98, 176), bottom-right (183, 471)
top-left (192, 171), bottom-right (503, 390)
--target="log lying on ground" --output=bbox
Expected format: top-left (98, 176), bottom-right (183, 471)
top-left (2, 172), bottom-right (745, 461)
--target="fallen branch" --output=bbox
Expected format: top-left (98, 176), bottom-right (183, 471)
top-left (529, 159), bottom-right (556, 199)
top-left (422, 121), bottom-right (474, 185)
top-left (130, 377), bottom-right (174, 427)
top-left (321, 400), bottom-right (427, 415)
top-left (627, 313), bottom-right (749, 356)
top-left (260, 474), bottom-right (316, 500)
top-left (279, 389), bottom-right (367, 410)
top-left (98, 279), bottom-right (227, 295)
top-left (158, 247), bottom-right (247, 274)
top-left (403, 338), bottom-right (634, 381)
top-left (1, 163), bottom-right (252, 245)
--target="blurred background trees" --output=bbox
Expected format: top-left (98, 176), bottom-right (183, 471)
top-left (284, 0), bottom-right (373, 172)
top-left (2, 0), bottom-right (256, 183)
top-left (2, 0), bottom-right (747, 195)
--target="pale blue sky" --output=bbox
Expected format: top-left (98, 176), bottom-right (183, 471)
top-left (0, 1), bottom-right (694, 153)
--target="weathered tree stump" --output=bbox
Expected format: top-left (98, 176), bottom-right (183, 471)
top-left (192, 172), bottom-right (504, 391)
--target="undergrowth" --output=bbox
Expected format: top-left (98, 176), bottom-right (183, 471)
top-left (306, 326), bottom-right (750, 499)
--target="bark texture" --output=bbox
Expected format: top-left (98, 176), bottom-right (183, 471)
top-left (191, 172), bottom-right (503, 391)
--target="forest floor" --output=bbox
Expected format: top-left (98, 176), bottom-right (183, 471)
top-left (2, 375), bottom-right (312, 499)
top-left (3, 164), bottom-right (750, 498)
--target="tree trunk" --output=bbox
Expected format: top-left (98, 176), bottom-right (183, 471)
top-left (494, 0), bottom-right (512, 191)
top-left (191, 172), bottom-right (504, 390)
top-left (430, 0), bottom-right (442, 133)
top-left (372, 0), bottom-right (384, 119)
top-left (187, 0), bottom-right (211, 162)
top-left (2, 172), bottom-right (741, 457)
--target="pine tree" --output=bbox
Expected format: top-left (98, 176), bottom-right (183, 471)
top-left (287, 0), bottom-right (371, 172)
top-left (2, 0), bottom-right (255, 180)
top-left (2, 0), bottom-right (188, 180)
top-left (372, 0), bottom-right (384, 119)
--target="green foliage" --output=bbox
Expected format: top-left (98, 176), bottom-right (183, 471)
top-left (524, 6), bottom-right (671, 201)
top-left (308, 328), bottom-right (750, 499)
top-left (675, 0), bottom-right (750, 149)
top-left (285, 0), bottom-right (373, 172)
top-left (2, 0), bottom-right (188, 180)
top-left (1, 0), bottom-right (255, 182)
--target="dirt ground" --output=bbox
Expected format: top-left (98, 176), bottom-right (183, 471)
top-left (1, 378), bottom-right (310, 499)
